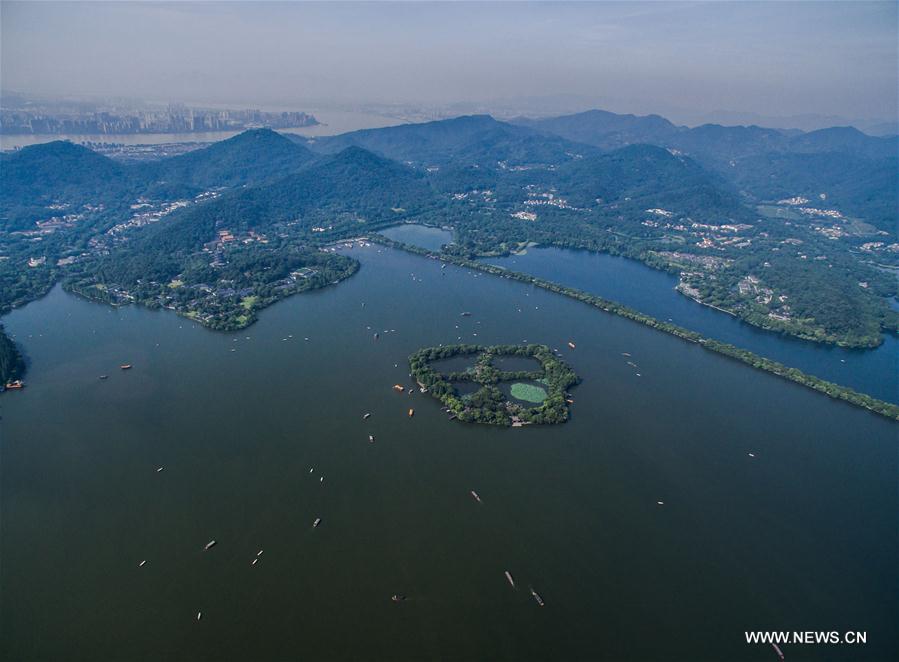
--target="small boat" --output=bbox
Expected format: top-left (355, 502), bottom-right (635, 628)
top-left (369, 435), bottom-right (375, 443)
top-left (313, 517), bottom-right (322, 528)
top-left (374, 333), bottom-right (379, 340)
top-left (120, 364), bottom-right (132, 370)
top-left (156, 466), bottom-right (164, 473)
top-left (257, 550), bottom-right (264, 557)
top-left (408, 408), bottom-right (414, 417)
top-left (504, 571), bottom-right (516, 589)
top-left (391, 594), bottom-right (406, 602)
top-left (529, 586), bottom-right (545, 607)
top-left (622, 352), bottom-right (631, 357)
top-left (99, 375), bottom-right (108, 380)
top-left (4, 380), bottom-right (25, 390)
top-left (470, 490), bottom-right (482, 503)
top-left (748, 452), bottom-right (755, 458)
top-left (772, 643), bottom-right (784, 660)
top-left (204, 540), bottom-right (217, 551)
top-left (138, 560), bottom-right (147, 567)
top-left (251, 558), bottom-right (258, 566)
top-left (460, 312), bottom-right (472, 317)
top-left (363, 413), bottom-right (371, 420)
top-left (320, 476), bottom-right (324, 483)
top-left (567, 342), bottom-right (576, 349)
top-left (197, 611), bottom-right (202, 621)
top-left (393, 384), bottom-right (405, 392)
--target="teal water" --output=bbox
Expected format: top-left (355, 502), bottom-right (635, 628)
top-left (1, 244), bottom-right (896, 661)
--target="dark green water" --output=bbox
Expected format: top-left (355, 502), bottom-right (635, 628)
top-left (2, 244), bottom-right (896, 661)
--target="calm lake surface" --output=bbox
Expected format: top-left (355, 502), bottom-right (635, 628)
top-left (2, 244), bottom-right (896, 661)
top-left (381, 225), bottom-right (896, 403)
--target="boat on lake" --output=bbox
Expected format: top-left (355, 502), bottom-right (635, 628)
top-left (408, 408), bottom-right (414, 417)
top-left (529, 586), bottom-right (545, 606)
top-left (313, 517), bottom-right (322, 528)
top-left (393, 384), bottom-right (405, 392)
top-left (204, 540), bottom-right (217, 551)
top-left (471, 490), bottom-right (482, 503)
top-left (505, 571), bottom-right (515, 588)
top-left (567, 342), bottom-right (576, 349)
top-left (120, 364), bottom-right (132, 370)
top-left (4, 380), bottom-right (24, 390)
top-left (363, 413), bottom-right (371, 420)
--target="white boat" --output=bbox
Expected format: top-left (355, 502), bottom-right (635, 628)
top-left (471, 490), bottom-right (482, 503)
top-left (204, 540), bottom-right (217, 551)
top-left (138, 560), bottom-right (147, 567)
top-left (529, 586), bottom-right (545, 606)
top-left (504, 571), bottom-right (516, 588)
top-left (313, 517), bottom-right (322, 528)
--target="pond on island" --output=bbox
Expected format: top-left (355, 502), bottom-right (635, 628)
top-left (1, 242), bottom-right (896, 662)
top-left (505, 381), bottom-right (549, 404)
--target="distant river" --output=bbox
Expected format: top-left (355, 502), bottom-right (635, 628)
top-left (2, 242), bottom-right (895, 661)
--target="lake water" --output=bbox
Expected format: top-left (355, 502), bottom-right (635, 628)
top-left (1, 244), bottom-right (896, 661)
top-left (485, 247), bottom-right (898, 404)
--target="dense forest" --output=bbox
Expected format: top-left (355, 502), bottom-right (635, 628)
top-left (0, 324), bottom-right (24, 386)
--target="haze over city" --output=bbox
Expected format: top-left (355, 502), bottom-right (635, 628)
top-left (2, 1), bottom-right (897, 127)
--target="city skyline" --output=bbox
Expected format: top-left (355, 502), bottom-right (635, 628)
top-left (2, 1), bottom-right (896, 125)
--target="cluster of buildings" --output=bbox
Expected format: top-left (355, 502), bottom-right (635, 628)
top-left (1, 104), bottom-right (317, 135)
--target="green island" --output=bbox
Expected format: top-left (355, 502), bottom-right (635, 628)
top-left (386, 236), bottom-right (899, 422)
top-left (410, 344), bottom-right (580, 426)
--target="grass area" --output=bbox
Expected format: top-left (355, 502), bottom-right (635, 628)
top-left (510, 382), bottom-right (548, 403)
top-left (240, 295), bottom-right (259, 310)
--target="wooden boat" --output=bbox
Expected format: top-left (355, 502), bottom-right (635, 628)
top-left (393, 384), bottom-right (405, 392)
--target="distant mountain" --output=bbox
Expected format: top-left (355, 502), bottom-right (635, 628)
top-left (301, 114), bottom-right (594, 167)
top-left (515, 109), bottom-right (679, 150)
top-left (786, 127), bottom-right (898, 159)
top-left (520, 109), bottom-right (898, 232)
top-left (0, 141), bottom-right (128, 230)
top-left (135, 146), bottom-right (434, 255)
top-left (552, 144), bottom-right (751, 220)
top-left (134, 128), bottom-right (316, 194)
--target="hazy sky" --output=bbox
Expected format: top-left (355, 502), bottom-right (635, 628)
top-left (2, 1), bottom-right (896, 121)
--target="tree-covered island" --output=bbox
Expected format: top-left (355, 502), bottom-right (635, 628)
top-left (410, 344), bottom-right (580, 426)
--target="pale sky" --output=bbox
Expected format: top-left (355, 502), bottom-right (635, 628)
top-left (2, 1), bottom-right (896, 121)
